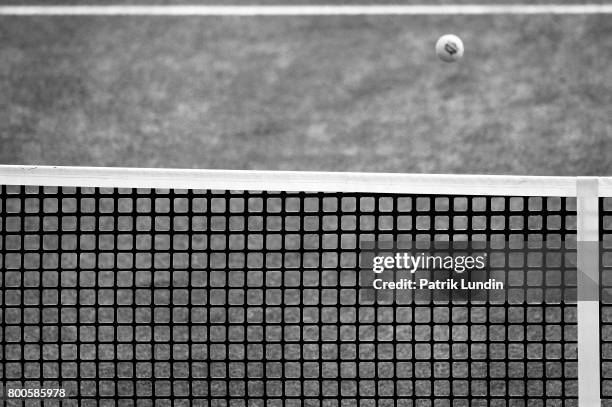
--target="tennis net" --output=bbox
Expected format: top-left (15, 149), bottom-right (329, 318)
top-left (0, 166), bottom-right (607, 407)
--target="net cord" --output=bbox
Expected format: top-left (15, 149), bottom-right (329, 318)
top-left (0, 165), bottom-right (581, 197)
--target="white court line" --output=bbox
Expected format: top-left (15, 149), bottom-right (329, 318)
top-left (0, 4), bottom-right (612, 16)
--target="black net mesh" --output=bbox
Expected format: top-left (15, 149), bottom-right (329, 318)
top-left (0, 185), bottom-right (579, 406)
top-left (602, 197), bottom-right (612, 404)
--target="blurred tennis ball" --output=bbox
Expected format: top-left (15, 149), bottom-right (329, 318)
top-left (436, 34), bottom-right (464, 63)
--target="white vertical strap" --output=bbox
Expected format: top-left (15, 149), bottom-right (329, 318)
top-left (577, 177), bottom-right (601, 407)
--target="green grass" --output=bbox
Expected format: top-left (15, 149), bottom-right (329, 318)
top-left (1, 14), bottom-right (611, 175)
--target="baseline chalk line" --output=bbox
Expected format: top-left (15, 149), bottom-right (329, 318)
top-left (1, 4), bottom-right (612, 16)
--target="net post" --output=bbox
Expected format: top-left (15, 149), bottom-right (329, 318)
top-left (577, 177), bottom-right (601, 407)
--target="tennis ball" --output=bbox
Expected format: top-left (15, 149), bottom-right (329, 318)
top-left (436, 34), bottom-right (464, 63)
